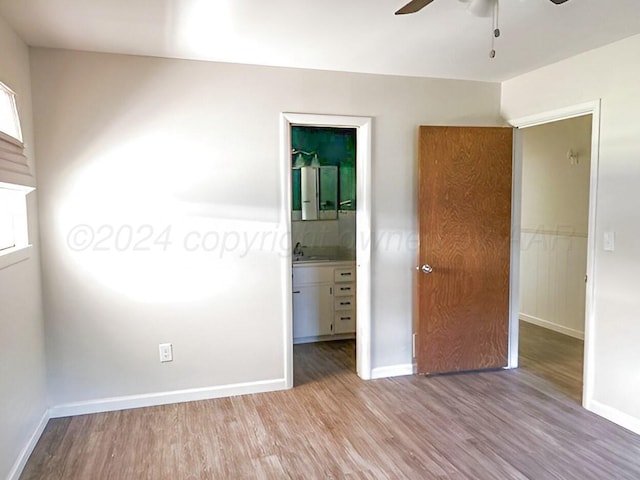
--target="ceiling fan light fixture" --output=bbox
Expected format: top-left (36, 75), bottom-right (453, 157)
top-left (467, 0), bottom-right (495, 17)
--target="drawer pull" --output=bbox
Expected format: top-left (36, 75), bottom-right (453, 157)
top-left (340, 287), bottom-right (351, 291)
top-left (340, 301), bottom-right (351, 306)
top-left (340, 272), bottom-right (351, 276)
top-left (293, 290), bottom-right (301, 294)
top-left (340, 316), bottom-right (351, 321)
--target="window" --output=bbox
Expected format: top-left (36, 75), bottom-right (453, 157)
top-left (0, 185), bottom-right (30, 268)
top-left (0, 81), bottom-right (22, 143)
top-left (0, 81), bottom-right (32, 269)
top-left (0, 188), bottom-right (15, 251)
top-left (0, 80), bottom-right (30, 186)
top-left (0, 186), bottom-right (28, 249)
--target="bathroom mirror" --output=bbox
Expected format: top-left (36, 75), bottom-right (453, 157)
top-left (292, 166), bottom-right (338, 221)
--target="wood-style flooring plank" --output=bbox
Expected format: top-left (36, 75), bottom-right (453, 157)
top-left (20, 330), bottom-right (640, 480)
top-left (518, 320), bottom-right (583, 403)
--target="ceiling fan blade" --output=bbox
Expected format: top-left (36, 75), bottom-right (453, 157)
top-left (395, 0), bottom-right (436, 15)
top-left (549, 0), bottom-right (570, 4)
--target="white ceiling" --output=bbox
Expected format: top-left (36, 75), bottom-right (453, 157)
top-left (0, 0), bottom-right (639, 82)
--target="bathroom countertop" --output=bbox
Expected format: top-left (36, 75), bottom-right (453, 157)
top-left (292, 257), bottom-right (355, 267)
top-left (292, 246), bottom-right (355, 266)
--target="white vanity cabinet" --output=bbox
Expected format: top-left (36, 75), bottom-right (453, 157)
top-left (292, 285), bottom-right (334, 338)
top-left (292, 262), bottom-right (356, 343)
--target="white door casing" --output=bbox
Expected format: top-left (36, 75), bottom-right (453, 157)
top-left (508, 100), bottom-right (601, 409)
top-left (280, 113), bottom-right (373, 386)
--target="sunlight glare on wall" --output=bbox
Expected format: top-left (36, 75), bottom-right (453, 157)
top-left (57, 133), bottom-right (244, 304)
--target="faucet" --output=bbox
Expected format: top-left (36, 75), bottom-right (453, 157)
top-left (293, 242), bottom-right (304, 257)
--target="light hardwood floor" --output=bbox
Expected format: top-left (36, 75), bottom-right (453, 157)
top-left (518, 320), bottom-right (584, 403)
top-left (21, 332), bottom-right (640, 479)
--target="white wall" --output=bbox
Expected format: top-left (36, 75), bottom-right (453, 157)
top-left (30, 48), bottom-right (502, 410)
top-left (503, 33), bottom-right (640, 432)
top-left (521, 116), bottom-right (592, 235)
top-left (520, 116), bottom-right (592, 338)
top-left (0, 15), bottom-right (47, 480)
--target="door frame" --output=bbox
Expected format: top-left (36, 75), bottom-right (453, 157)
top-left (280, 113), bottom-right (373, 386)
top-left (507, 100), bottom-right (601, 408)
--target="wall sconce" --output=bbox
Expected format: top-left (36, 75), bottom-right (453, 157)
top-left (567, 149), bottom-right (579, 165)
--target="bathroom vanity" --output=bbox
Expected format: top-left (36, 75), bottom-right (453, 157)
top-left (292, 260), bottom-right (356, 344)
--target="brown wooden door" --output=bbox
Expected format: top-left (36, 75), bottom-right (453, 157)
top-left (417, 126), bottom-right (513, 375)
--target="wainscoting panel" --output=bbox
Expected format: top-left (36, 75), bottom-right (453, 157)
top-left (520, 229), bottom-right (587, 338)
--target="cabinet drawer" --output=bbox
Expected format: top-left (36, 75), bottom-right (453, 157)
top-left (334, 312), bottom-right (356, 334)
top-left (334, 267), bottom-right (355, 283)
top-left (293, 266), bottom-right (334, 286)
top-left (334, 296), bottom-right (355, 311)
top-left (335, 283), bottom-right (355, 297)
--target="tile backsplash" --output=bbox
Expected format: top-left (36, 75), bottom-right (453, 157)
top-left (292, 211), bottom-right (356, 251)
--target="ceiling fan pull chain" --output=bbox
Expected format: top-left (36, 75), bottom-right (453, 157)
top-left (490, 0), bottom-right (500, 58)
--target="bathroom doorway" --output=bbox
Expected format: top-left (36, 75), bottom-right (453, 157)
top-left (280, 113), bottom-right (372, 387)
top-left (290, 126), bottom-right (358, 382)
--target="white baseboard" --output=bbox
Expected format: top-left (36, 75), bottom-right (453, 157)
top-left (7, 410), bottom-right (50, 480)
top-left (587, 400), bottom-right (640, 436)
top-left (520, 314), bottom-right (584, 340)
top-left (371, 363), bottom-right (415, 379)
top-left (50, 378), bottom-right (287, 418)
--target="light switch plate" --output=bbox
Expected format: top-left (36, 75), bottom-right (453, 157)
top-left (604, 231), bottom-right (615, 252)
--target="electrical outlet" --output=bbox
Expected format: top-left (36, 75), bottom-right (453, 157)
top-left (159, 343), bottom-right (173, 362)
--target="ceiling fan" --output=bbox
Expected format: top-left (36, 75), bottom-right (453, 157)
top-left (395, 0), bottom-right (570, 16)
top-left (395, 0), bottom-right (570, 58)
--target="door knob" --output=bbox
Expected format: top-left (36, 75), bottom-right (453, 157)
top-left (416, 264), bottom-right (433, 274)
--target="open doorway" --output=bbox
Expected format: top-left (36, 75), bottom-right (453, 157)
top-left (518, 115), bottom-right (592, 403)
top-left (290, 125), bottom-right (358, 383)
top-left (280, 114), bottom-right (372, 389)
top-left (509, 102), bottom-right (600, 407)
